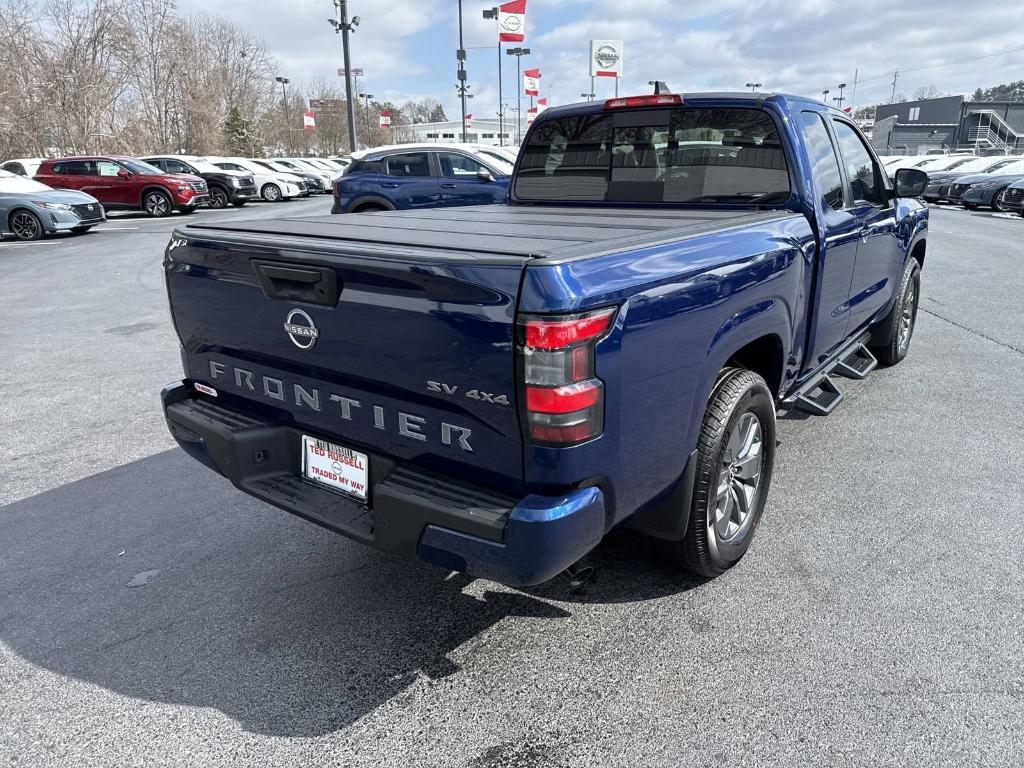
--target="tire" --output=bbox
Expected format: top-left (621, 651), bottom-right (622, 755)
top-left (208, 186), bottom-right (230, 209)
top-left (870, 257), bottom-right (921, 366)
top-left (9, 209), bottom-right (44, 241)
top-left (261, 183), bottom-right (282, 202)
top-left (70, 226), bottom-right (93, 235)
top-left (354, 203), bottom-right (386, 213)
top-left (991, 188), bottom-right (1009, 213)
top-left (142, 189), bottom-right (172, 217)
top-left (670, 368), bottom-right (776, 578)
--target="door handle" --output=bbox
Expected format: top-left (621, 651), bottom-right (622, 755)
top-left (252, 260), bottom-right (340, 307)
top-left (440, 183), bottom-right (457, 189)
top-left (380, 182), bottom-right (399, 188)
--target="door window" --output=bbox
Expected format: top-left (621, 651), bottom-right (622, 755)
top-left (437, 152), bottom-right (487, 177)
top-left (832, 120), bottom-right (887, 207)
top-left (800, 112), bottom-right (845, 210)
top-left (383, 153), bottom-right (431, 177)
top-left (97, 161), bottom-right (121, 177)
top-left (55, 161), bottom-right (96, 176)
top-left (164, 159), bottom-right (192, 174)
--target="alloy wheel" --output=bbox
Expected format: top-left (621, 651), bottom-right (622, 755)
top-left (712, 412), bottom-right (763, 542)
top-left (11, 212), bottom-right (41, 240)
top-left (209, 188), bottom-right (228, 209)
top-left (993, 189), bottom-right (1008, 212)
top-left (898, 280), bottom-right (917, 352)
top-left (145, 192), bottom-right (170, 217)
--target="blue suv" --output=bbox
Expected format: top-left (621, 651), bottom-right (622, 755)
top-left (331, 146), bottom-right (512, 213)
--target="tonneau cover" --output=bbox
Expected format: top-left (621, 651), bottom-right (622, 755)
top-left (178, 205), bottom-right (799, 264)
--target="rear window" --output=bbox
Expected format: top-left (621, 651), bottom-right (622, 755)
top-left (515, 107), bottom-right (791, 204)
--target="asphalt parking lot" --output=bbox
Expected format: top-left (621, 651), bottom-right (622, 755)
top-left (1, 200), bottom-right (1022, 767)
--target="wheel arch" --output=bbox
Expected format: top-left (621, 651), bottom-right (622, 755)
top-left (138, 184), bottom-right (172, 207)
top-left (7, 205), bottom-right (48, 235)
top-left (348, 194), bottom-right (396, 213)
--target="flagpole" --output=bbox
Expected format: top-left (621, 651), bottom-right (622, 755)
top-left (458, 0), bottom-right (467, 143)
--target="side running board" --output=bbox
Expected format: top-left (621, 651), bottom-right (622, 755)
top-left (781, 335), bottom-right (876, 416)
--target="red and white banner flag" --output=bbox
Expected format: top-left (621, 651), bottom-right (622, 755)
top-left (843, 106), bottom-right (853, 114)
top-left (498, 0), bottom-right (526, 42)
top-left (379, 111), bottom-right (391, 128)
top-left (303, 110), bottom-right (316, 130)
top-left (523, 68), bottom-right (540, 96)
top-left (536, 97), bottom-right (548, 114)
top-left (527, 106), bottom-right (538, 124)
top-left (465, 114), bottom-right (473, 129)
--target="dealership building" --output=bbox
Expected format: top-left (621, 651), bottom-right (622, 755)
top-left (398, 118), bottom-right (531, 146)
top-left (871, 95), bottom-right (1024, 155)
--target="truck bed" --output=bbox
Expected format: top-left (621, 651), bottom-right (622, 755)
top-left (176, 205), bottom-right (799, 264)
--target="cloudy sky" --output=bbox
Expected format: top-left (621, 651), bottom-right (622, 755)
top-left (177, 0), bottom-right (1024, 120)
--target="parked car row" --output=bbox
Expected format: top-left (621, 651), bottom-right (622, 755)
top-left (878, 153), bottom-right (1024, 215)
top-left (0, 153), bottom-right (349, 242)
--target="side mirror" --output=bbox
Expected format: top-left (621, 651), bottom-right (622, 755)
top-left (477, 168), bottom-right (494, 182)
top-left (117, 168), bottom-right (132, 179)
top-left (894, 168), bottom-right (927, 198)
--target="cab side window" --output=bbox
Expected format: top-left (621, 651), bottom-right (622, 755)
top-left (437, 152), bottom-right (487, 177)
top-left (383, 153), bottom-right (431, 177)
top-left (832, 120), bottom-right (887, 207)
top-left (800, 111), bottom-right (845, 210)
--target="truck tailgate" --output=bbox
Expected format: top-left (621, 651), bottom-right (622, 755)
top-left (164, 217), bottom-right (535, 490)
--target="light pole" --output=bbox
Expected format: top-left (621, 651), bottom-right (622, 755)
top-left (328, 1), bottom-right (360, 153)
top-left (359, 92), bottom-right (374, 147)
top-left (836, 82), bottom-right (847, 110)
top-left (506, 46), bottom-right (529, 145)
top-left (745, 82), bottom-right (762, 93)
top-left (275, 76), bottom-right (290, 153)
top-left (482, 7), bottom-right (503, 146)
top-left (822, 89), bottom-right (830, 104)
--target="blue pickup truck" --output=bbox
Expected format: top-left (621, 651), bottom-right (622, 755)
top-left (160, 92), bottom-right (928, 585)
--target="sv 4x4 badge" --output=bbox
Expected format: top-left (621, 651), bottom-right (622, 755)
top-left (427, 380), bottom-right (510, 406)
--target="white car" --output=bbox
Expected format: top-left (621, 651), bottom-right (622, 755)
top-left (885, 155), bottom-right (975, 173)
top-left (273, 158), bottom-right (337, 188)
top-left (304, 157), bottom-right (348, 175)
top-left (1, 158), bottom-right (46, 177)
top-left (204, 157), bottom-right (302, 202)
top-left (473, 144), bottom-right (519, 167)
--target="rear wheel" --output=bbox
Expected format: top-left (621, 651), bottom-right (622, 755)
top-left (870, 257), bottom-right (920, 366)
top-left (670, 368), bottom-right (776, 578)
top-left (208, 186), bottom-right (230, 209)
top-left (261, 183), bottom-right (282, 202)
top-left (142, 189), bottom-right (172, 217)
top-left (9, 210), bottom-right (44, 240)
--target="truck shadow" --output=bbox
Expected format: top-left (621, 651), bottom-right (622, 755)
top-left (0, 450), bottom-right (695, 738)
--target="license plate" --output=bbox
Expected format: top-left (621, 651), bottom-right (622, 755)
top-left (301, 436), bottom-right (369, 501)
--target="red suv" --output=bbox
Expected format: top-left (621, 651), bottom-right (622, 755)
top-left (34, 156), bottom-right (209, 217)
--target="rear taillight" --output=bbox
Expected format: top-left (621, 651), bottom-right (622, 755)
top-left (519, 307), bottom-right (616, 446)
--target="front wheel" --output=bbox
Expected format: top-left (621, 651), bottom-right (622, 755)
top-left (261, 183), bottom-right (282, 202)
top-left (9, 210), bottom-right (44, 240)
top-left (208, 186), bottom-right (230, 209)
top-left (870, 257), bottom-right (921, 366)
top-left (670, 368), bottom-right (776, 578)
top-left (143, 190), bottom-right (172, 217)
top-left (991, 188), bottom-right (1009, 212)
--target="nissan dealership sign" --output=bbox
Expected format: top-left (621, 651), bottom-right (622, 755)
top-left (590, 39), bottom-right (624, 78)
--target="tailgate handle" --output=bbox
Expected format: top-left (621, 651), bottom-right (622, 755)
top-left (253, 260), bottom-right (340, 307)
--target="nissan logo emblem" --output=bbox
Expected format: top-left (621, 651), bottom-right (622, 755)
top-left (595, 45), bottom-right (620, 68)
top-left (284, 308), bottom-right (319, 350)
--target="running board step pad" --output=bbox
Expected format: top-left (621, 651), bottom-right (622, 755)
top-left (794, 375), bottom-right (844, 416)
top-left (833, 344), bottom-right (878, 380)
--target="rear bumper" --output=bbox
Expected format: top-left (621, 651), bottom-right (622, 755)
top-left (161, 382), bottom-right (605, 586)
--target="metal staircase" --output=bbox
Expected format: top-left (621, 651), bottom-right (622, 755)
top-left (966, 109), bottom-right (1020, 151)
